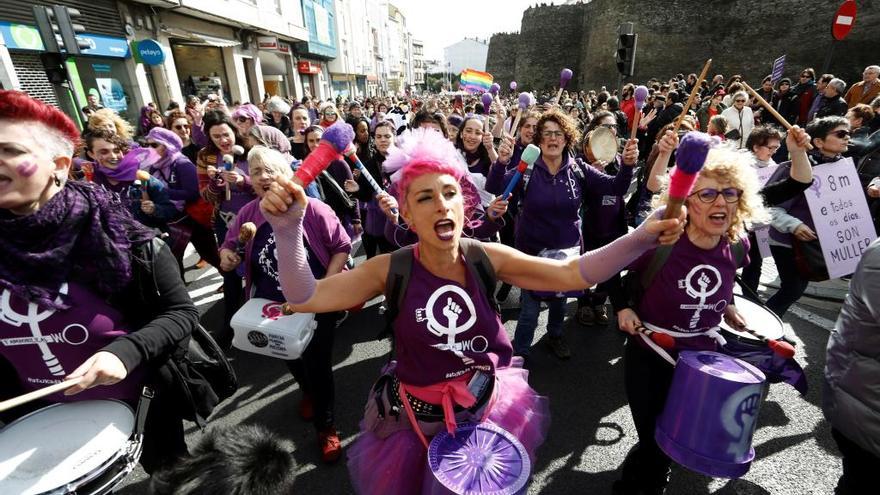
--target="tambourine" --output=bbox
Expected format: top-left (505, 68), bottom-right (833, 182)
top-left (587, 126), bottom-right (618, 164)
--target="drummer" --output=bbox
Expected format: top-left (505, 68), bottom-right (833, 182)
top-left (612, 144), bottom-right (770, 495)
top-left (260, 128), bottom-right (685, 494)
top-left (0, 90), bottom-right (197, 473)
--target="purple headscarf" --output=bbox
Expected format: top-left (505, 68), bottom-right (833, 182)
top-left (250, 125), bottom-right (293, 162)
top-left (145, 127), bottom-right (183, 178)
top-left (231, 103), bottom-right (263, 124)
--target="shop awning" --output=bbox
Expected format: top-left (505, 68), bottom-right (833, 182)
top-left (163, 28), bottom-right (240, 48)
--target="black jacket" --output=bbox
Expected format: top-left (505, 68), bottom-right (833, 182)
top-left (0, 237), bottom-right (197, 411)
top-left (816, 96), bottom-right (848, 119)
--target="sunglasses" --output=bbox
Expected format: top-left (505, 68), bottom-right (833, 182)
top-left (146, 142), bottom-right (162, 148)
top-left (829, 130), bottom-right (851, 139)
top-left (690, 187), bottom-right (742, 203)
top-left (234, 116), bottom-right (250, 123)
top-left (735, 99), bottom-right (747, 103)
top-left (173, 124), bottom-right (190, 131)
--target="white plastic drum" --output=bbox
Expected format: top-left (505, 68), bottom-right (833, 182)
top-left (0, 400), bottom-right (135, 495)
top-left (720, 294), bottom-right (784, 344)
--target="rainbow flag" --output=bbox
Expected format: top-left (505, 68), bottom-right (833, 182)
top-left (460, 69), bottom-right (493, 93)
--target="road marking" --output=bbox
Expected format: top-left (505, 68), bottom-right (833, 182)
top-left (786, 304), bottom-right (837, 332)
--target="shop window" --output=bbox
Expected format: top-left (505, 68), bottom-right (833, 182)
top-left (72, 56), bottom-right (138, 125)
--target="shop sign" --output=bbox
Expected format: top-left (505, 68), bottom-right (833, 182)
top-left (0, 22), bottom-right (129, 58)
top-left (135, 39), bottom-right (165, 65)
top-left (258, 36), bottom-right (279, 50)
top-left (298, 60), bottom-right (321, 74)
top-left (278, 44), bottom-right (290, 54)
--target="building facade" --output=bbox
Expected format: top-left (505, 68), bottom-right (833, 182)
top-left (443, 38), bottom-right (489, 76)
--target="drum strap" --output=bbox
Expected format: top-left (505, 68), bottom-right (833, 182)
top-left (639, 322), bottom-right (727, 366)
top-left (134, 387), bottom-right (155, 436)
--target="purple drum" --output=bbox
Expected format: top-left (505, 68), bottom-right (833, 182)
top-left (655, 351), bottom-right (767, 479)
top-left (425, 422), bottom-right (530, 495)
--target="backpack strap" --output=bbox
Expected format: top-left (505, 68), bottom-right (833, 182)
top-left (380, 246), bottom-right (415, 341)
top-left (731, 239), bottom-right (746, 267)
top-left (459, 238), bottom-right (499, 314)
top-left (639, 244), bottom-right (673, 291)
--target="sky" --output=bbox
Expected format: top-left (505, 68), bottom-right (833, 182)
top-left (390, 0), bottom-right (567, 62)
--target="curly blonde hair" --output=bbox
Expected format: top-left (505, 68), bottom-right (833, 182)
top-left (654, 148), bottom-right (769, 241)
top-left (88, 108), bottom-right (134, 141)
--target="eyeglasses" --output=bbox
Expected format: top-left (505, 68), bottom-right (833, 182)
top-left (691, 187), bottom-right (742, 203)
top-left (829, 130), bottom-right (851, 139)
top-left (146, 142), bottom-right (162, 148)
top-left (734, 99), bottom-right (747, 103)
top-left (234, 116), bottom-right (250, 123)
top-left (541, 130), bottom-right (565, 139)
top-left (761, 144), bottom-right (781, 152)
top-left (173, 124), bottom-right (190, 131)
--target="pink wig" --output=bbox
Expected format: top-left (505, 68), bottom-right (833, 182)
top-left (231, 103), bottom-right (263, 124)
top-left (383, 128), bottom-right (479, 216)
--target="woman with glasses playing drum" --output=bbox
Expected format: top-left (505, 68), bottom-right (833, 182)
top-left (612, 146), bottom-right (770, 495)
top-left (0, 91), bottom-right (197, 475)
top-left (260, 128), bottom-right (684, 494)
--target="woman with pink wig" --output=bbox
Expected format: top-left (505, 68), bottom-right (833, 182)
top-left (260, 129), bottom-right (685, 494)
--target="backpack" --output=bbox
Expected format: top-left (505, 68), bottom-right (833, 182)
top-left (381, 238), bottom-right (498, 342)
top-left (623, 240), bottom-right (746, 310)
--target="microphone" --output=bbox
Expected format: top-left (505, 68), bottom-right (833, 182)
top-left (491, 144), bottom-right (540, 218)
top-left (664, 131), bottom-right (715, 220)
top-left (221, 153), bottom-right (235, 200)
top-left (342, 145), bottom-right (397, 215)
top-left (294, 122), bottom-right (355, 187)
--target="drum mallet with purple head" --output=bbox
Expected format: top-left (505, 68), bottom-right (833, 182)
top-left (630, 85), bottom-right (650, 139)
top-left (510, 92), bottom-right (534, 139)
top-left (663, 131), bottom-right (715, 220)
top-left (509, 81), bottom-right (517, 93)
top-left (481, 93), bottom-right (494, 131)
top-left (554, 68), bottom-right (573, 105)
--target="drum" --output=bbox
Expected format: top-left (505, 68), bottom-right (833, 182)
top-left (425, 422), bottom-right (530, 495)
top-left (655, 351), bottom-right (766, 479)
top-left (587, 126), bottom-right (618, 163)
top-left (719, 294), bottom-right (784, 347)
top-left (0, 400), bottom-right (142, 495)
top-left (231, 297), bottom-right (316, 359)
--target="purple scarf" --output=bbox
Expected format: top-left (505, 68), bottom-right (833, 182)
top-left (97, 147), bottom-right (147, 181)
top-left (0, 181), bottom-right (156, 310)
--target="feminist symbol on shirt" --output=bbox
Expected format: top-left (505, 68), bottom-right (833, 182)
top-left (416, 285), bottom-right (483, 364)
top-left (677, 265), bottom-right (725, 330)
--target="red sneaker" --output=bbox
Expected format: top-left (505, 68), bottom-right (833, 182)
top-left (318, 427), bottom-right (342, 463)
top-left (298, 394), bottom-right (314, 421)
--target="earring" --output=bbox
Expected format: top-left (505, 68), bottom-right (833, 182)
top-left (53, 173), bottom-right (62, 187)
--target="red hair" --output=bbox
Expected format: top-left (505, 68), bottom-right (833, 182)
top-left (0, 90), bottom-right (80, 145)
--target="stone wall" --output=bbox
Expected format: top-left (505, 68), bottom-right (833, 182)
top-left (488, 0), bottom-right (879, 92)
top-left (486, 33), bottom-right (519, 91)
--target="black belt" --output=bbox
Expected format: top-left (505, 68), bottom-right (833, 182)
top-left (391, 374), bottom-right (494, 422)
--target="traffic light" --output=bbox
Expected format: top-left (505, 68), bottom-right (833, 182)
top-left (616, 33), bottom-right (637, 77)
top-left (39, 52), bottom-right (68, 84)
top-left (32, 5), bottom-right (90, 55)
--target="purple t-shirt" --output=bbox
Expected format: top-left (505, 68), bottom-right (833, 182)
top-left (250, 223), bottom-right (326, 301)
top-left (0, 283), bottom-right (143, 403)
top-left (394, 253), bottom-right (512, 386)
top-left (633, 234), bottom-right (750, 351)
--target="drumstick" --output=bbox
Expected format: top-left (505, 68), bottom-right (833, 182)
top-left (736, 324), bottom-right (796, 359)
top-left (0, 377), bottom-right (84, 413)
top-left (663, 131), bottom-right (715, 220)
top-left (510, 92), bottom-right (533, 139)
top-left (742, 81), bottom-right (813, 150)
top-left (554, 68), bottom-right (573, 106)
top-left (636, 326), bottom-right (675, 349)
top-left (630, 85), bottom-right (649, 139)
top-left (672, 59), bottom-right (712, 134)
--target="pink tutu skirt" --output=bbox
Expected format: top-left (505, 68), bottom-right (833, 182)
top-left (346, 363), bottom-right (550, 495)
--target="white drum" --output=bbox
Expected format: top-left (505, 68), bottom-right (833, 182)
top-left (0, 400), bottom-right (141, 495)
top-left (231, 298), bottom-right (316, 360)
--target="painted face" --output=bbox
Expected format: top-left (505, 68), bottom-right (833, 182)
top-left (520, 117), bottom-right (538, 144)
top-left (538, 120), bottom-right (567, 160)
top-left (752, 138), bottom-right (780, 162)
top-left (685, 175), bottom-right (740, 240)
top-left (460, 119), bottom-right (483, 152)
top-left (402, 173), bottom-right (465, 248)
top-left (306, 130), bottom-right (323, 152)
top-left (209, 123), bottom-right (236, 154)
top-left (817, 125), bottom-right (850, 156)
top-left (171, 118), bottom-right (191, 141)
top-left (292, 109), bottom-right (310, 131)
top-left (88, 138), bottom-right (124, 169)
top-left (248, 160), bottom-right (280, 198)
top-left (374, 126), bottom-right (394, 154)
top-left (0, 121), bottom-right (69, 214)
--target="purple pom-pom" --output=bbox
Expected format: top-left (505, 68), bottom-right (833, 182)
top-left (510, 81), bottom-right (517, 91)
top-left (518, 92), bottom-right (532, 109)
top-left (490, 83), bottom-right (500, 95)
top-left (634, 85), bottom-right (649, 109)
top-left (322, 122), bottom-right (355, 152)
top-left (560, 68), bottom-right (573, 87)
top-left (675, 131), bottom-right (717, 174)
top-left (481, 93), bottom-right (493, 112)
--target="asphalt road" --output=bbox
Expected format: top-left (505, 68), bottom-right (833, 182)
top-left (117, 247), bottom-right (844, 495)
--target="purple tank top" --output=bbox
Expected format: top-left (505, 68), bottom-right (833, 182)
top-left (393, 254), bottom-right (512, 386)
top-left (0, 283), bottom-right (143, 403)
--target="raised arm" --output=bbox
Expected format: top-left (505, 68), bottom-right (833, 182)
top-left (646, 130), bottom-right (678, 192)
